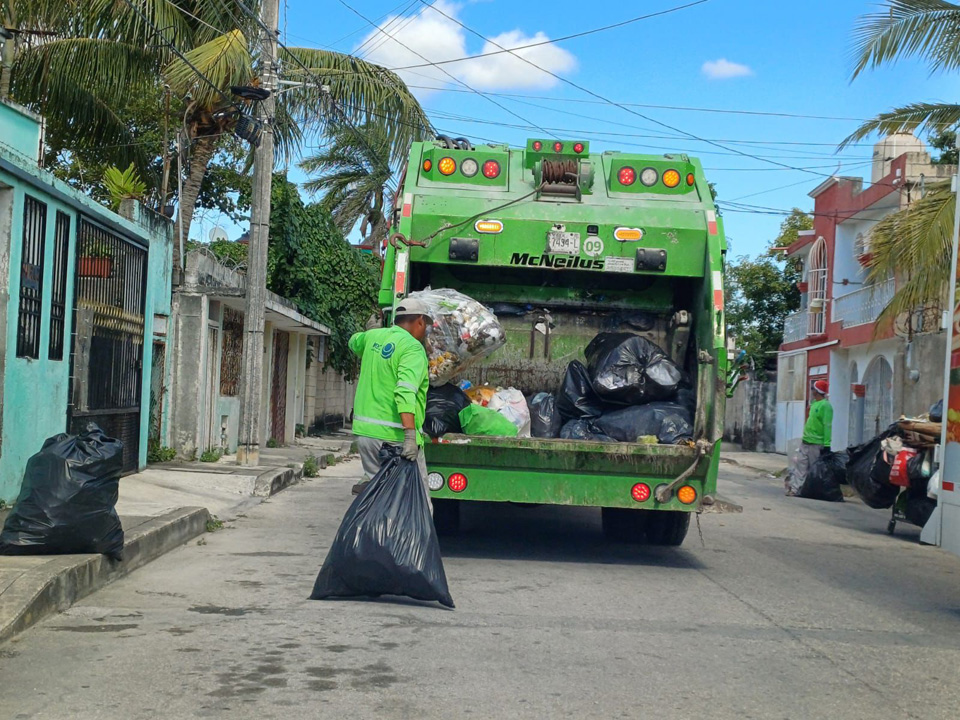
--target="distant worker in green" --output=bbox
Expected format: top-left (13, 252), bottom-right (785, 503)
top-left (786, 379), bottom-right (833, 496)
top-left (348, 298), bottom-right (431, 501)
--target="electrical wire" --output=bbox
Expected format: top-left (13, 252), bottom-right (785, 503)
top-left (392, 0), bottom-right (710, 70)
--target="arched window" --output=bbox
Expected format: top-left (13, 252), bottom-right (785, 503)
top-left (808, 237), bottom-right (828, 335)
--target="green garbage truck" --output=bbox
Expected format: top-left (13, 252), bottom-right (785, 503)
top-left (378, 137), bottom-right (729, 546)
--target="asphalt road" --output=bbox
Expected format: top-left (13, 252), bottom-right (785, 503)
top-left (3, 457), bottom-right (960, 720)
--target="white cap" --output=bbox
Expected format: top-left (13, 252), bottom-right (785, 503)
top-left (395, 297), bottom-right (433, 323)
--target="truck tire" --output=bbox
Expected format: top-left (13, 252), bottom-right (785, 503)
top-left (644, 511), bottom-right (690, 546)
top-left (601, 508), bottom-right (645, 543)
top-left (432, 499), bottom-right (461, 536)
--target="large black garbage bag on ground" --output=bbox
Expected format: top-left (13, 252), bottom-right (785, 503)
top-left (585, 333), bottom-right (682, 404)
top-left (846, 434), bottom-right (899, 510)
top-left (0, 424), bottom-right (124, 560)
top-left (423, 383), bottom-right (471, 438)
top-left (903, 489), bottom-right (937, 528)
top-left (559, 419), bottom-right (616, 442)
top-left (528, 392), bottom-right (562, 438)
top-left (593, 403), bottom-right (694, 444)
top-left (557, 360), bottom-right (607, 421)
top-left (798, 451), bottom-right (846, 502)
top-left (310, 446), bottom-right (454, 608)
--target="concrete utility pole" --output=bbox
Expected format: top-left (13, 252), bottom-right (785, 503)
top-left (237, 0), bottom-right (279, 467)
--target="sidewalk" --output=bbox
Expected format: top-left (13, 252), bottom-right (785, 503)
top-left (0, 434), bottom-right (354, 645)
top-left (720, 443), bottom-right (790, 476)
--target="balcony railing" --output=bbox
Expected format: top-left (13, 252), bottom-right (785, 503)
top-left (832, 280), bottom-right (895, 328)
top-left (783, 311), bottom-right (807, 343)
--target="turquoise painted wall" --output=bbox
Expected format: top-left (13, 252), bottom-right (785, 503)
top-left (0, 100), bottom-right (42, 161)
top-left (0, 180), bottom-right (77, 502)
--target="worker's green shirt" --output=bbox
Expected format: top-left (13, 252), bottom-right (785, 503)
top-left (349, 326), bottom-right (429, 446)
top-left (802, 399), bottom-right (833, 447)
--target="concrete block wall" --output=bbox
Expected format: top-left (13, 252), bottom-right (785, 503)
top-left (725, 378), bottom-right (778, 453)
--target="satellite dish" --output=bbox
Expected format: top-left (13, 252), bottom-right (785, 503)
top-left (209, 226), bottom-right (229, 244)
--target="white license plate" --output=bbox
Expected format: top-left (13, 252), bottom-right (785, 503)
top-left (547, 231), bottom-right (580, 255)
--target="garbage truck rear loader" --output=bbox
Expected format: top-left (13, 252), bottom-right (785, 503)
top-left (380, 138), bottom-right (728, 546)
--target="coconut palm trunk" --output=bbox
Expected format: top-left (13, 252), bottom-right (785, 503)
top-left (172, 130), bottom-right (218, 270)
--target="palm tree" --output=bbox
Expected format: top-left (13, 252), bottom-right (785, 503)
top-left (2, 0), bottom-right (432, 267)
top-left (300, 122), bottom-right (395, 242)
top-left (842, 0), bottom-right (960, 324)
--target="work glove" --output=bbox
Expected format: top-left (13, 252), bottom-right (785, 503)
top-left (402, 429), bottom-right (419, 462)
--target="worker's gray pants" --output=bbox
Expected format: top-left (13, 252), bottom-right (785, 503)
top-left (355, 435), bottom-right (431, 511)
top-left (786, 442), bottom-right (822, 494)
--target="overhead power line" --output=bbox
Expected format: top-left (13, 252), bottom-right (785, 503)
top-left (389, 0), bottom-right (710, 71)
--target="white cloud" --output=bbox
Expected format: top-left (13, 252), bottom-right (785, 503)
top-left (357, 1), bottom-right (577, 94)
top-left (701, 58), bottom-right (753, 80)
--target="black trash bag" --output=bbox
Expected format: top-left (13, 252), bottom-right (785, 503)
top-left (798, 451), bottom-right (847, 502)
top-left (528, 392), bottom-right (562, 438)
top-left (593, 402), bottom-right (694, 444)
top-left (676, 387), bottom-right (697, 415)
top-left (423, 383), bottom-right (471, 438)
top-left (559, 419), bottom-right (616, 443)
top-left (846, 434), bottom-right (899, 510)
top-left (903, 490), bottom-right (937, 528)
top-left (310, 446), bottom-right (454, 608)
top-left (557, 360), bottom-right (607, 421)
top-left (0, 424), bottom-right (124, 560)
top-left (906, 451), bottom-right (929, 487)
top-left (930, 399), bottom-right (943, 423)
top-left (584, 332), bottom-right (682, 404)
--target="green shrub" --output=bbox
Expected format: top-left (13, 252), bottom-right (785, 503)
top-left (147, 443), bottom-right (177, 463)
top-left (303, 454), bottom-right (319, 478)
top-left (199, 448), bottom-right (222, 463)
top-left (266, 438), bottom-right (280, 448)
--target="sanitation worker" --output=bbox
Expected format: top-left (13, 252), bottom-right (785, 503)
top-left (786, 379), bottom-right (833, 496)
top-left (348, 298), bottom-right (431, 500)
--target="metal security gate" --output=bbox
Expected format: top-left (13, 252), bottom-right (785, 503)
top-left (864, 356), bottom-right (894, 440)
top-left (68, 219), bottom-right (147, 473)
top-left (270, 330), bottom-right (289, 445)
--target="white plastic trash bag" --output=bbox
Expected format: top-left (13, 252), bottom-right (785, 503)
top-left (405, 289), bottom-right (506, 386)
top-left (488, 387), bottom-right (531, 437)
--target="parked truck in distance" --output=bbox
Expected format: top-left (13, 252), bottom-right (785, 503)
top-left (379, 136), bottom-right (729, 547)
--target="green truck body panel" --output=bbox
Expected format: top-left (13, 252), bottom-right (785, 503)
top-left (381, 139), bottom-right (728, 513)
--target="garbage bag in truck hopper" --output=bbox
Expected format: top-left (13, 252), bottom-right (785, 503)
top-left (459, 404), bottom-right (520, 437)
top-left (488, 387), bottom-right (531, 437)
top-left (585, 333), bottom-right (682, 405)
top-left (423, 383), bottom-right (472, 438)
top-left (528, 393), bottom-right (562, 438)
top-left (557, 360), bottom-right (608, 421)
top-left (560, 419), bottom-right (616, 443)
top-left (592, 403), bottom-right (694, 444)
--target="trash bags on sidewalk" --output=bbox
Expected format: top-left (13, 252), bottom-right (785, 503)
top-left (0, 424), bottom-right (124, 560)
top-left (798, 451), bottom-right (846, 502)
top-left (847, 434), bottom-right (900, 510)
top-left (423, 383), bottom-right (471, 438)
top-left (528, 392), bottom-right (562, 438)
top-left (310, 446), bottom-right (454, 608)
top-left (584, 332), bottom-right (682, 405)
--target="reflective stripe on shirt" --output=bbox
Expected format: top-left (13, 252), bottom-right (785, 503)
top-left (396, 381), bottom-right (417, 391)
top-left (355, 415), bottom-right (405, 429)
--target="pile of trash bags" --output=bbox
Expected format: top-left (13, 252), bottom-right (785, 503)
top-left (421, 330), bottom-right (692, 445)
top-left (797, 450), bottom-right (847, 502)
top-left (0, 424), bottom-right (125, 560)
top-left (311, 445), bottom-right (454, 608)
top-left (405, 289), bottom-right (506, 386)
top-left (552, 333), bottom-right (691, 445)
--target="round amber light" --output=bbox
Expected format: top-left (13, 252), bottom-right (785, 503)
top-left (677, 485), bottom-right (697, 504)
top-left (662, 169), bottom-right (681, 188)
top-left (438, 157), bottom-right (457, 175)
top-left (422, 159), bottom-right (432, 172)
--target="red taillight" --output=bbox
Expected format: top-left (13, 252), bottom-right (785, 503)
top-left (618, 166), bottom-right (636, 186)
top-left (553, 141), bottom-right (564, 153)
top-left (686, 172), bottom-right (695, 186)
top-left (573, 142), bottom-right (585, 154)
top-left (482, 160), bottom-right (501, 179)
top-left (532, 140), bottom-right (543, 151)
top-left (448, 473), bottom-right (468, 493)
top-left (631, 483), bottom-right (651, 502)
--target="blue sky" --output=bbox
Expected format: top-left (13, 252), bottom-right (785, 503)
top-left (193, 0), bottom-right (960, 259)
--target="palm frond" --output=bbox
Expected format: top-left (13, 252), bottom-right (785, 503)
top-left (867, 182), bottom-right (956, 326)
top-left (839, 102), bottom-right (960, 148)
top-left (164, 29), bottom-right (253, 108)
top-left (851, 0), bottom-right (960, 79)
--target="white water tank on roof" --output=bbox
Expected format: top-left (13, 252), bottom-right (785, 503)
top-left (872, 133), bottom-right (924, 183)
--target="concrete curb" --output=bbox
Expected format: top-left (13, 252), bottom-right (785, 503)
top-left (253, 466), bottom-right (301, 497)
top-left (0, 506), bottom-right (208, 645)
